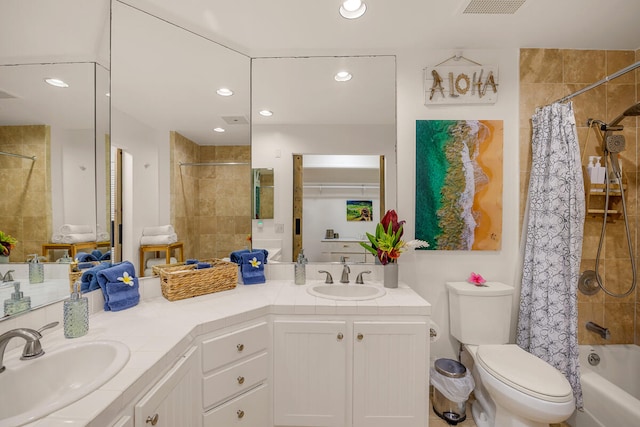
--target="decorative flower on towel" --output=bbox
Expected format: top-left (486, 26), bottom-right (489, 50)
top-left (468, 272), bottom-right (486, 286)
top-left (249, 257), bottom-right (261, 268)
top-left (117, 271), bottom-right (135, 286)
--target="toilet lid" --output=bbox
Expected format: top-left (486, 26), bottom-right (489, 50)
top-left (476, 345), bottom-right (573, 403)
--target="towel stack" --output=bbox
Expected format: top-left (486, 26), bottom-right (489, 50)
top-left (52, 224), bottom-right (96, 244)
top-left (95, 261), bottom-right (140, 311)
top-left (140, 225), bottom-right (178, 246)
top-left (80, 262), bottom-right (111, 293)
top-left (230, 250), bottom-right (267, 285)
top-left (144, 256), bottom-right (178, 277)
top-left (75, 250), bottom-right (111, 263)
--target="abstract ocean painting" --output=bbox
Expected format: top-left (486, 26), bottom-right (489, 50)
top-left (415, 120), bottom-right (503, 250)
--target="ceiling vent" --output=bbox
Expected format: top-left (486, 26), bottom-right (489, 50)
top-left (0, 89), bottom-right (17, 99)
top-left (222, 116), bottom-right (249, 125)
top-left (462, 0), bottom-right (526, 14)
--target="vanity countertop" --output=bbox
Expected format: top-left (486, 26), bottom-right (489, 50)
top-left (14, 278), bottom-right (429, 426)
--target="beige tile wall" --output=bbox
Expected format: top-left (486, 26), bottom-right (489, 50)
top-left (170, 131), bottom-right (251, 260)
top-left (519, 49), bottom-right (638, 345)
top-left (0, 125), bottom-right (52, 262)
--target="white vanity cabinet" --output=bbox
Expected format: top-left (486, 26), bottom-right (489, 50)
top-left (321, 240), bottom-right (372, 263)
top-left (200, 321), bottom-right (270, 426)
top-left (273, 317), bottom-right (428, 427)
top-left (134, 345), bottom-right (200, 427)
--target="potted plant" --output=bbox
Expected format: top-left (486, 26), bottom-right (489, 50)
top-left (0, 231), bottom-right (17, 262)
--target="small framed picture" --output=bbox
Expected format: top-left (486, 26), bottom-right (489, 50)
top-left (346, 200), bottom-right (373, 222)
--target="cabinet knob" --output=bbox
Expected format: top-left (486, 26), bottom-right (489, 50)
top-left (237, 409), bottom-right (245, 419)
top-left (357, 333), bottom-right (364, 341)
top-left (237, 343), bottom-right (244, 352)
top-left (237, 375), bottom-right (245, 385)
top-left (146, 414), bottom-right (159, 425)
top-left (337, 332), bottom-right (343, 340)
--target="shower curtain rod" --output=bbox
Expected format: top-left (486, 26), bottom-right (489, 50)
top-left (179, 161), bottom-right (249, 166)
top-left (0, 151), bottom-right (36, 160)
top-left (553, 60), bottom-right (640, 104)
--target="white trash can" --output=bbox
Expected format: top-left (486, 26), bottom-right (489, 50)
top-left (430, 358), bottom-right (475, 425)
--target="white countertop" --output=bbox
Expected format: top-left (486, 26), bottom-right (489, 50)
top-left (10, 278), bottom-right (429, 426)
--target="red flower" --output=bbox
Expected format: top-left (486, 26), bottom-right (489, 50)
top-left (380, 210), bottom-right (405, 239)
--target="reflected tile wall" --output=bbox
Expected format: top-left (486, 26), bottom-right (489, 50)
top-left (520, 48), bottom-right (638, 345)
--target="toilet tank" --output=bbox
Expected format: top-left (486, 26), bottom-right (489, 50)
top-left (446, 281), bottom-right (514, 345)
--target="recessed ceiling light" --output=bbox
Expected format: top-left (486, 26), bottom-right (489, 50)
top-left (213, 127), bottom-right (225, 133)
top-left (217, 88), bottom-right (233, 96)
top-left (259, 110), bottom-right (273, 117)
top-left (44, 78), bottom-right (69, 88)
top-left (340, 0), bottom-right (366, 19)
top-left (335, 71), bottom-right (353, 82)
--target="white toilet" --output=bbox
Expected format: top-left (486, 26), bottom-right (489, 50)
top-left (446, 281), bottom-right (575, 427)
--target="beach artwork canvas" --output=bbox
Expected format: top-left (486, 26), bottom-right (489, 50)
top-left (415, 120), bottom-right (503, 250)
top-left (346, 200), bottom-right (373, 222)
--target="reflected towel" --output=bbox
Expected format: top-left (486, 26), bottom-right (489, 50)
top-left (100, 251), bottom-right (111, 261)
top-left (146, 257), bottom-right (177, 268)
top-left (97, 232), bottom-right (110, 241)
top-left (240, 251), bottom-right (265, 285)
top-left (75, 251), bottom-right (98, 262)
top-left (59, 224), bottom-right (93, 234)
top-left (61, 233), bottom-right (96, 244)
top-left (185, 259), bottom-right (198, 265)
top-left (196, 262), bottom-right (211, 269)
top-left (51, 234), bottom-right (63, 243)
top-left (80, 262), bottom-right (111, 293)
top-left (140, 234), bottom-right (178, 246)
top-left (142, 225), bottom-right (175, 236)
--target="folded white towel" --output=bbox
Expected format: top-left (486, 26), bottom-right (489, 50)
top-left (59, 224), bottom-right (93, 235)
top-left (140, 234), bottom-right (178, 246)
top-left (142, 225), bottom-right (175, 236)
top-left (97, 231), bottom-right (110, 241)
top-left (61, 233), bottom-right (97, 244)
top-left (51, 234), bottom-right (63, 243)
top-left (146, 257), bottom-right (178, 268)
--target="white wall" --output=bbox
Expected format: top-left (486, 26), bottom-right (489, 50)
top-left (395, 48), bottom-right (521, 361)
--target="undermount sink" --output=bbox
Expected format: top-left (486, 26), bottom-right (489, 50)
top-left (0, 340), bottom-right (130, 427)
top-left (308, 283), bottom-right (386, 301)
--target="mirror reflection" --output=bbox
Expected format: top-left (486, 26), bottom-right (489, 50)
top-left (253, 168), bottom-right (275, 220)
top-left (111, 1), bottom-right (251, 267)
top-left (251, 56), bottom-right (397, 262)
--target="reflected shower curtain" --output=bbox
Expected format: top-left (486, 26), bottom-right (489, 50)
top-left (516, 102), bottom-right (584, 409)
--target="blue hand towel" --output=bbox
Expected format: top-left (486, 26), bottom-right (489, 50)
top-left (186, 258), bottom-right (198, 265)
top-left (75, 251), bottom-right (98, 262)
top-left (230, 249), bottom-right (250, 264)
top-left (91, 249), bottom-right (103, 260)
top-left (96, 261), bottom-right (138, 311)
top-left (251, 248), bottom-right (269, 264)
top-left (104, 277), bottom-right (140, 311)
top-left (240, 251), bottom-right (265, 285)
top-left (80, 262), bottom-right (111, 293)
top-left (196, 262), bottom-right (211, 269)
top-left (100, 251), bottom-right (111, 261)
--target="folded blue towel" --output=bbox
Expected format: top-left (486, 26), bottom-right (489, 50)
top-left (75, 251), bottom-right (98, 262)
top-left (186, 259), bottom-right (198, 265)
top-left (96, 261), bottom-right (138, 311)
top-left (231, 249), bottom-right (269, 264)
top-left (196, 262), bottom-right (211, 269)
top-left (91, 249), bottom-right (103, 259)
top-left (104, 278), bottom-right (140, 311)
top-left (77, 262), bottom-right (95, 270)
top-left (240, 251), bottom-right (265, 285)
top-left (80, 262), bottom-right (111, 293)
top-left (100, 251), bottom-right (111, 261)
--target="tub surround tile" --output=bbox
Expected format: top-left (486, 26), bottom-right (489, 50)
top-left (604, 302), bottom-right (634, 344)
top-left (519, 49), bottom-right (563, 84)
top-left (562, 50), bottom-right (606, 84)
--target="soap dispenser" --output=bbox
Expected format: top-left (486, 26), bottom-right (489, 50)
top-left (4, 281), bottom-right (31, 316)
top-left (63, 281), bottom-right (88, 338)
top-left (295, 249), bottom-right (308, 285)
top-left (28, 254), bottom-right (45, 284)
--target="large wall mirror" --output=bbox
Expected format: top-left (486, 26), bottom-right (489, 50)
top-left (111, 1), bottom-right (251, 268)
top-left (0, 0), bottom-right (110, 320)
top-left (251, 56), bottom-right (397, 262)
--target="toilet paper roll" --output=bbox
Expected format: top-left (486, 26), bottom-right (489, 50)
top-left (429, 320), bottom-right (441, 343)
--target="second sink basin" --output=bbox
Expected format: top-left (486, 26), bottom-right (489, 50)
top-left (308, 283), bottom-right (386, 301)
top-left (0, 340), bottom-right (130, 427)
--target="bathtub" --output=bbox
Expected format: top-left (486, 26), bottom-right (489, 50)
top-left (569, 345), bottom-right (640, 427)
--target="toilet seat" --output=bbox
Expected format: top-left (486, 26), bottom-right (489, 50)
top-left (476, 345), bottom-right (573, 403)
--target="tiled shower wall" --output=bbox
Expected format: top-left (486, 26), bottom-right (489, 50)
top-left (519, 49), bottom-right (638, 345)
top-left (0, 125), bottom-right (52, 262)
top-left (170, 131), bottom-right (251, 260)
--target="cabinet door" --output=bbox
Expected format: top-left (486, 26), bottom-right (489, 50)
top-left (203, 384), bottom-right (269, 427)
top-left (135, 346), bottom-right (200, 427)
top-left (273, 320), bottom-right (347, 427)
top-left (352, 322), bottom-right (427, 427)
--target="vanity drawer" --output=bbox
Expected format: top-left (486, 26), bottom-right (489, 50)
top-left (202, 321), bottom-right (268, 372)
top-left (203, 352), bottom-right (269, 409)
top-left (203, 383), bottom-right (269, 427)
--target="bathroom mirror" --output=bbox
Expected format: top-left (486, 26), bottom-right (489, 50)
top-left (251, 56), bottom-right (397, 262)
top-left (0, 0), bottom-right (110, 320)
top-left (253, 168), bottom-right (275, 220)
top-left (111, 1), bottom-right (251, 263)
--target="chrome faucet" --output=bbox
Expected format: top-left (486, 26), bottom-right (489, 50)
top-left (1, 270), bottom-right (14, 282)
top-left (340, 263), bottom-right (350, 284)
top-left (0, 321), bottom-right (58, 373)
top-left (318, 270), bottom-right (333, 284)
top-left (355, 270), bottom-right (372, 284)
top-left (586, 321), bottom-right (610, 340)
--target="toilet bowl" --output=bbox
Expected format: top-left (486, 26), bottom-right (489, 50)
top-left (467, 344), bottom-right (575, 427)
top-left (446, 282), bottom-right (576, 427)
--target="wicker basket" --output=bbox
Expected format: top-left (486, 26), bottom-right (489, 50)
top-left (157, 258), bottom-right (238, 302)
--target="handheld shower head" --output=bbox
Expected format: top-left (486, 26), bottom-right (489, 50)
top-left (606, 134), bottom-right (626, 153)
top-left (609, 102), bottom-right (640, 127)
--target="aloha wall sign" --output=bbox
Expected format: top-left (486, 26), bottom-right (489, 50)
top-left (424, 65), bottom-right (499, 105)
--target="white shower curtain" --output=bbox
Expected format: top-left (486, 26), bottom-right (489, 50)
top-left (516, 102), bottom-right (584, 409)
